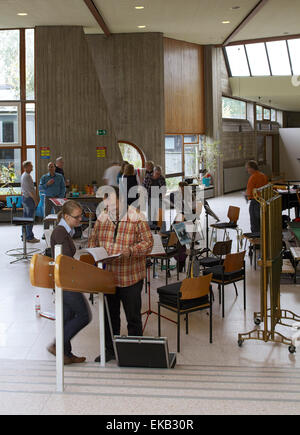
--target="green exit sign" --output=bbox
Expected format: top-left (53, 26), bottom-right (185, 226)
top-left (97, 129), bottom-right (107, 136)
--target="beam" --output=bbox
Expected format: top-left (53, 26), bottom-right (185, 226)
top-left (83, 0), bottom-right (111, 37)
top-left (222, 0), bottom-right (269, 46)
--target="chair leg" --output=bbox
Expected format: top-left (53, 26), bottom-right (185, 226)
top-left (209, 294), bottom-right (212, 343)
top-left (185, 313), bottom-right (189, 334)
top-left (218, 284), bottom-right (221, 305)
top-left (243, 275), bottom-right (246, 311)
top-left (233, 282), bottom-right (238, 297)
top-left (222, 284), bottom-right (225, 318)
top-left (177, 311), bottom-right (180, 353)
top-left (158, 303), bottom-right (161, 336)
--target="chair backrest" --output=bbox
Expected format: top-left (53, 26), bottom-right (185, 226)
top-left (227, 206), bottom-right (240, 223)
top-left (180, 273), bottom-right (213, 300)
top-left (212, 240), bottom-right (232, 257)
top-left (223, 251), bottom-right (246, 273)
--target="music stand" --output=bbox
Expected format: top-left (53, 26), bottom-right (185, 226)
top-left (204, 200), bottom-right (220, 255)
top-left (142, 257), bottom-right (176, 332)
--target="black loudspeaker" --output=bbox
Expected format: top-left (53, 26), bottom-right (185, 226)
top-left (113, 336), bottom-right (176, 369)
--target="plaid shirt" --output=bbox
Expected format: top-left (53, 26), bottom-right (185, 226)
top-left (88, 207), bottom-right (153, 287)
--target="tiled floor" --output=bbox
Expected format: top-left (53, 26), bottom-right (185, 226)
top-left (1, 191), bottom-right (300, 415)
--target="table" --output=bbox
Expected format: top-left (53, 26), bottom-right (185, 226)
top-left (276, 189), bottom-right (299, 217)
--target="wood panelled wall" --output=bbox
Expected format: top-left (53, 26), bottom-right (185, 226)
top-left (86, 33), bottom-right (165, 169)
top-left (164, 38), bottom-right (205, 134)
top-left (35, 26), bottom-right (121, 188)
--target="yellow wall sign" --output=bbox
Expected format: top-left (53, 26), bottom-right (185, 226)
top-left (96, 147), bottom-right (106, 158)
top-left (40, 147), bottom-right (50, 159)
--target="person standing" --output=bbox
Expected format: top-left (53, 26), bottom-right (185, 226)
top-left (246, 160), bottom-right (269, 233)
top-left (119, 163), bottom-right (139, 207)
top-left (146, 165), bottom-right (166, 227)
top-left (39, 161), bottom-right (66, 230)
top-left (55, 156), bottom-right (65, 179)
top-left (103, 161), bottom-right (121, 187)
top-left (88, 187), bottom-right (153, 362)
top-left (20, 160), bottom-right (39, 243)
top-left (142, 161), bottom-right (154, 194)
top-left (48, 200), bottom-right (92, 365)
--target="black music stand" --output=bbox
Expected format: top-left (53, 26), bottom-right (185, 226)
top-left (204, 200), bottom-right (220, 255)
top-left (142, 259), bottom-right (176, 332)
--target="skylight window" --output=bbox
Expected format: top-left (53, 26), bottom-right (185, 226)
top-left (287, 38), bottom-right (300, 75)
top-left (266, 41), bottom-right (291, 76)
top-left (225, 45), bottom-right (250, 77)
top-left (225, 38), bottom-right (297, 77)
top-left (245, 43), bottom-right (270, 76)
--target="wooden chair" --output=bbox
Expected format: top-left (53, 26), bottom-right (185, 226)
top-left (210, 206), bottom-right (241, 250)
top-left (157, 273), bottom-right (213, 352)
top-left (203, 251), bottom-right (246, 318)
top-left (198, 240), bottom-right (232, 270)
top-left (154, 231), bottom-right (180, 285)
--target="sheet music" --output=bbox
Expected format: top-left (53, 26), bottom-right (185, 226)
top-left (75, 247), bottom-right (121, 263)
top-left (150, 234), bottom-right (165, 255)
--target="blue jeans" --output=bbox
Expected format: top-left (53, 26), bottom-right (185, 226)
top-left (63, 291), bottom-right (92, 357)
top-left (22, 196), bottom-right (35, 240)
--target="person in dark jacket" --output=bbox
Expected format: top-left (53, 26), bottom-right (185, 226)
top-left (48, 200), bottom-right (92, 365)
top-left (119, 163), bottom-right (139, 207)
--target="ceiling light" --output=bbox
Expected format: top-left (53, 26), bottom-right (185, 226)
top-left (135, 6), bottom-right (145, 9)
top-left (222, 20), bottom-right (231, 24)
top-left (137, 25), bottom-right (146, 28)
top-left (17, 12), bottom-right (28, 16)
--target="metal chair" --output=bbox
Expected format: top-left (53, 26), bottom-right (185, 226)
top-left (157, 273), bottom-right (213, 352)
top-left (198, 239), bottom-right (232, 270)
top-left (210, 205), bottom-right (241, 251)
top-left (203, 251), bottom-right (246, 318)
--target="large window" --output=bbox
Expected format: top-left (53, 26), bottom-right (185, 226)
top-left (118, 141), bottom-right (145, 169)
top-left (225, 37), bottom-right (300, 77)
top-left (165, 134), bottom-right (204, 192)
top-left (222, 97), bottom-right (247, 119)
top-left (0, 29), bottom-right (36, 198)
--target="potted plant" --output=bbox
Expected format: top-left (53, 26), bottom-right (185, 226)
top-left (200, 140), bottom-right (222, 186)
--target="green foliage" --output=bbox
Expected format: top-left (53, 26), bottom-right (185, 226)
top-left (202, 141), bottom-right (222, 174)
top-left (0, 163), bottom-right (17, 194)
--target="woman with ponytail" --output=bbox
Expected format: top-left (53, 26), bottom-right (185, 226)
top-left (48, 200), bottom-right (92, 365)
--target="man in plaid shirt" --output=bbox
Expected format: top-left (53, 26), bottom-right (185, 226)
top-left (88, 187), bottom-right (153, 362)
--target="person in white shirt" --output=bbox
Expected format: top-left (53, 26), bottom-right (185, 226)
top-left (20, 160), bottom-right (39, 243)
top-left (103, 162), bottom-right (121, 187)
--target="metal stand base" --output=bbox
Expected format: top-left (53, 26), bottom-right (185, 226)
top-left (5, 225), bottom-right (40, 264)
top-left (238, 308), bottom-right (300, 354)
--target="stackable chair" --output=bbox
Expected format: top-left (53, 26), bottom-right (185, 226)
top-left (203, 251), bottom-right (246, 318)
top-left (154, 231), bottom-right (179, 285)
top-left (157, 273), bottom-right (213, 352)
top-left (198, 240), bottom-right (232, 270)
top-left (210, 205), bottom-right (241, 251)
